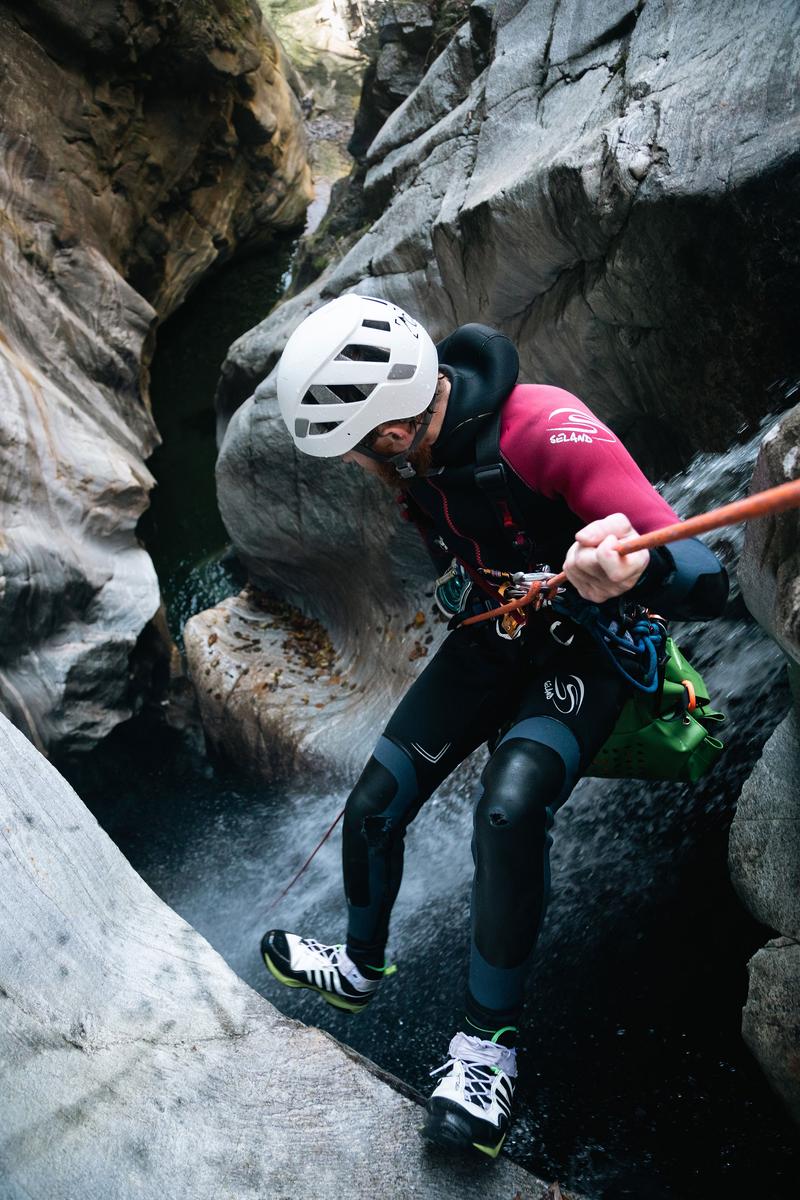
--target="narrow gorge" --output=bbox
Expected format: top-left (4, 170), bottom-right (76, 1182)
top-left (1, 2), bottom-right (798, 1198)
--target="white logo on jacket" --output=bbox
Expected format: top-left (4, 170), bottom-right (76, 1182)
top-left (547, 406), bottom-right (617, 445)
top-left (544, 675), bottom-right (585, 716)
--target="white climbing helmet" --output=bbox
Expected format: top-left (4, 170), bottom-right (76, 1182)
top-left (276, 293), bottom-right (439, 458)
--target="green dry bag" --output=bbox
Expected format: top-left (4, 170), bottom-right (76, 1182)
top-left (586, 638), bottom-right (725, 783)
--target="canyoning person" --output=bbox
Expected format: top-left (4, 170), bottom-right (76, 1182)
top-left (260, 293), bottom-right (729, 1157)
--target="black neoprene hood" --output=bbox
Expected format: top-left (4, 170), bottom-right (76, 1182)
top-left (434, 324), bottom-right (520, 465)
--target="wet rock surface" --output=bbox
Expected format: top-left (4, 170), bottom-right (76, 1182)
top-left (0, 0), bottom-right (312, 754)
top-left (730, 711), bottom-right (800, 1128)
top-left (741, 938), bottom-right (800, 1128)
top-left (738, 402), bottom-right (800, 673)
top-left (731, 401), bottom-right (800, 1126)
top-left (0, 710), bottom-right (554, 1198)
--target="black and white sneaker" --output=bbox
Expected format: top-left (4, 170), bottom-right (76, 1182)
top-left (421, 1032), bottom-right (517, 1158)
top-left (261, 930), bottom-right (382, 1014)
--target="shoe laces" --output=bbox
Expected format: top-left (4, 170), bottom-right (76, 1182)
top-left (299, 938), bottom-right (397, 987)
top-left (301, 937), bottom-right (342, 966)
top-left (430, 1031), bottom-right (518, 1083)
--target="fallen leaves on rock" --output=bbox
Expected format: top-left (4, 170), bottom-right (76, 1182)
top-left (242, 585), bottom-right (337, 672)
top-left (408, 641), bottom-right (428, 661)
top-left (405, 610), bottom-right (427, 632)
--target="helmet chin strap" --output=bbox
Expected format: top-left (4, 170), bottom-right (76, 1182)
top-left (357, 397), bottom-right (438, 479)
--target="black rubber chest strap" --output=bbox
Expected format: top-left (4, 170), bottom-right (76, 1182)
top-left (474, 411), bottom-right (515, 529)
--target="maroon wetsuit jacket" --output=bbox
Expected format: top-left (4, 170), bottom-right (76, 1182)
top-left (403, 326), bottom-right (727, 622)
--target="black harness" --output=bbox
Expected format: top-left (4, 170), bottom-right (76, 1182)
top-left (473, 409), bottom-right (535, 570)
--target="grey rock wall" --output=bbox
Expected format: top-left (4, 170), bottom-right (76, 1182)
top-left (731, 402), bottom-right (800, 1126)
top-left (219, 0), bottom-right (800, 469)
top-left (348, 1), bottom-right (437, 157)
top-left (729, 705), bottom-right (800, 943)
top-left (738, 404), bottom-right (800, 675)
top-left (0, 0), bottom-right (312, 755)
top-left (0, 710), bottom-right (552, 1198)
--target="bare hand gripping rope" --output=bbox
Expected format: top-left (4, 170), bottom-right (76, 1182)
top-left (461, 477), bottom-right (800, 628)
top-left (266, 477), bottom-right (800, 914)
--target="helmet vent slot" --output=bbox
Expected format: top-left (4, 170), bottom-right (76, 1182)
top-left (362, 319), bottom-right (391, 331)
top-left (387, 363), bottom-right (415, 380)
top-left (336, 343), bottom-right (390, 363)
top-left (306, 383), bottom-right (376, 406)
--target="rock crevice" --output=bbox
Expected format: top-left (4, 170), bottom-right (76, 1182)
top-left (0, 0), bottom-right (313, 755)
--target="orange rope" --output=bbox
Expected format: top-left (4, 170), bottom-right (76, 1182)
top-left (462, 477), bottom-right (800, 628)
top-left (616, 477), bottom-right (800, 554)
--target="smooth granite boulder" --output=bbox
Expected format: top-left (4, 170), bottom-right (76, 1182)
top-left (189, 383), bottom-right (448, 780)
top-left (742, 938), bottom-right (800, 1128)
top-left (0, 709), bottom-right (554, 1197)
top-left (731, 401), bottom-right (800, 1125)
top-left (738, 402), bottom-right (800, 673)
top-left (0, 0), bottom-right (312, 754)
top-left (729, 709), bottom-right (800, 941)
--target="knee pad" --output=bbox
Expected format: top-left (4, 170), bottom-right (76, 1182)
top-left (476, 739), bottom-right (565, 836)
top-left (344, 736), bottom-right (419, 848)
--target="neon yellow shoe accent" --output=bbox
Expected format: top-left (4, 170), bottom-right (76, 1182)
top-left (472, 1132), bottom-right (506, 1158)
top-left (262, 951), bottom-right (370, 1014)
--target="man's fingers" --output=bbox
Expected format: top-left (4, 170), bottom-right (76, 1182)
top-left (597, 534), bottom-right (649, 581)
top-left (566, 562), bottom-right (616, 602)
top-left (574, 513), bottom-right (634, 546)
top-left (564, 531), bottom-right (650, 601)
top-left (564, 542), bottom-right (613, 601)
top-left (596, 533), bottom-right (631, 580)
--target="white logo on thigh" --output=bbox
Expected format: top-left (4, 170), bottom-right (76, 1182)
top-left (411, 741), bottom-right (451, 764)
top-left (544, 675), bottom-right (585, 715)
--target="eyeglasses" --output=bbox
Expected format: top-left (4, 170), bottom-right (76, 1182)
top-left (362, 424), bottom-right (392, 450)
top-left (362, 419), bottom-right (417, 450)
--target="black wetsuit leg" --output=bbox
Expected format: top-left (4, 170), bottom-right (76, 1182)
top-left (466, 637), bottom-right (630, 1038)
top-left (344, 624), bottom-right (522, 969)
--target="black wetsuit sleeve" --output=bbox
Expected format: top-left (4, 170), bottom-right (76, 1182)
top-left (631, 537), bottom-right (729, 620)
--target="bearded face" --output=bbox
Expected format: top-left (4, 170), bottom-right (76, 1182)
top-left (370, 437), bottom-right (434, 487)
